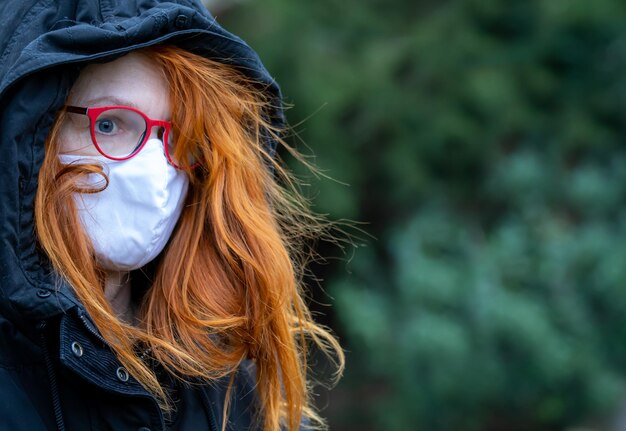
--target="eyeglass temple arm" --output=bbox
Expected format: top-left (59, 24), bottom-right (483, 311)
top-left (64, 106), bottom-right (88, 115)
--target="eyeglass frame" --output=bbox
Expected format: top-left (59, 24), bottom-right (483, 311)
top-left (63, 105), bottom-right (186, 168)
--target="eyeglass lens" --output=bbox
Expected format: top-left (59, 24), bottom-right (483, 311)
top-left (93, 108), bottom-right (147, 158)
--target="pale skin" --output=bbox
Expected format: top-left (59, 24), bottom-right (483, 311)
top-left (58, 52), bottom-right (172, 322)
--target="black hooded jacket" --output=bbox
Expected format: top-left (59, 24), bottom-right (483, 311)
top-left (0, 1), bottom-right (286, 430)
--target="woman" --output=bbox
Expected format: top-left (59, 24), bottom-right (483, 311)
top-left (0, 1), bottom-right (342, 430)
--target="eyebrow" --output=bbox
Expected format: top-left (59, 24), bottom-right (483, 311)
top-left (81, 96), bottom-right (141, 110)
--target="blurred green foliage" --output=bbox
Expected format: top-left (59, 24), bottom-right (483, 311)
top-left (222, 0), bottom-right (626, 430)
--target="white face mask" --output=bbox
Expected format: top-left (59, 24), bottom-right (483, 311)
top-left (58, 138), bottom-right (189, 271)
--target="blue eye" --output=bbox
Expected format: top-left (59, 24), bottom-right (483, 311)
top-left (95, 118), bottom-right (118, 135)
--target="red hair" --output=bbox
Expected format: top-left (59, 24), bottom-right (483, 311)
top-left (35, 45), bottom-right (343, 431)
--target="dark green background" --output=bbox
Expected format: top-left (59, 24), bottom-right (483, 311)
top-left (216, 1), bottom-right (626, 430)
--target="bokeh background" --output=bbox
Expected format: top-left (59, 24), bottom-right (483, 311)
top-left (205, 1), bottom-right (626, 430)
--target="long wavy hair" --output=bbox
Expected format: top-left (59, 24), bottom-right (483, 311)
top-left (35, 45), bottom-right (343, 431)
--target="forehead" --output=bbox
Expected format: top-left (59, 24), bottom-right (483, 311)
top-left (67, 51), bottom-right (170, 120)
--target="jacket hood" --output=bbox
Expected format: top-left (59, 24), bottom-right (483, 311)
top-left (0, 0), bottom-right (284, 324)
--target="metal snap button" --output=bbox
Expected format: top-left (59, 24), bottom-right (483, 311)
top-left (71, 341), bottom-right (83, 357)
top-left (116, 367), bottom-right (129, 382)
top-left (174, 14), bottom-right (188, 28)
top-left (36, 289), bottom-right (51, 298)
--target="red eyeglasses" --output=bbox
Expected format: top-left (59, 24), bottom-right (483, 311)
top-left (64, 105), bottom-right (193, 169)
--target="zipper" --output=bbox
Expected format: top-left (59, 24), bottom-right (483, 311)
top-left (77, 312), bottom-right (108, 345)
top-left (208, 402), bottom-right (218, 431)
top-left (39, 320), bottom-right (67, 431)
